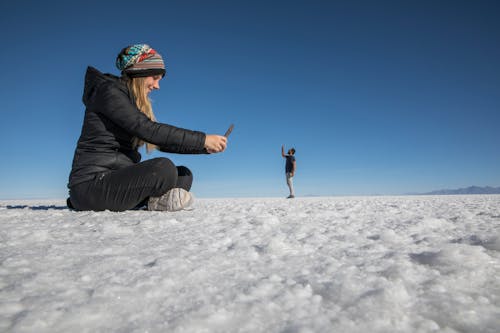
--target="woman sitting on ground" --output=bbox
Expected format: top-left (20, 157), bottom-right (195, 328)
top-left (67, 44), bottom-right (227, 211)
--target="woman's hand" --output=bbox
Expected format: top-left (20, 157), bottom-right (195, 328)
top-left (205, 135), bottom-right (227, 153)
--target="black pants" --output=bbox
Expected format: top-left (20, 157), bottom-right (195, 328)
top-left (69, 158), bottom-right (193, 211)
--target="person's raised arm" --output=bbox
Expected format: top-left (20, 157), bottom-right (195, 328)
top-left (281, 145), bottom-right (286, 158)
top-left (97, 83), bottom-right (207, 154)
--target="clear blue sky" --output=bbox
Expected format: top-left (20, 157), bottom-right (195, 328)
top-left (0, 0), bottom-right (499, 199)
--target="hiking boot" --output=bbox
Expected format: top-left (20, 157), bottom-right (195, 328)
top-left (287, 195), bottom-right (295, 199)
top-left (148, 188), bottom-right (194, 211)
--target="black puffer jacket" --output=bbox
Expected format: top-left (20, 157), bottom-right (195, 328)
top-left (68, 67), bottom-right (206, 188)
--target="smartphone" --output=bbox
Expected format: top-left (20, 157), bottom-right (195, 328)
top-left (224, 124), bottom-right (234, 137)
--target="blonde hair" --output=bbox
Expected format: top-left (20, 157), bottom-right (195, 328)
top-left (127, 77), bottom-right (157, 153)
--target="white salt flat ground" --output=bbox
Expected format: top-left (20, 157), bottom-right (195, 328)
top-left (1, 195), bottom-right (499, 333)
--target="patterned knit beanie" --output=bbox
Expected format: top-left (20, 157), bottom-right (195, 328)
top-left (116, 44), bottom-right (166, 78)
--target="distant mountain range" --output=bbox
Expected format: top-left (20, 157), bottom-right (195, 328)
top-left (419, 186), bottom-right (500, 195)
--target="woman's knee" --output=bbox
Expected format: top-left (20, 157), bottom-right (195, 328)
top-left (176, 165), bottom-right (194, 191)
top-left (177, 165), bottom-right (192, 177)
top-left (147, 158), bottom-right (177, 192)
top-left (147, 159), bottom-right (194, 194)
top-left (149, 158), bottom-right (176, 176)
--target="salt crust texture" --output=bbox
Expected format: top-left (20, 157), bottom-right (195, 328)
top-left (1, 195), bottom-right (499, 332)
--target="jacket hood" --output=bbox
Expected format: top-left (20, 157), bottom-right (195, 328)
top-left (82, 66), bottom-right (123, 107)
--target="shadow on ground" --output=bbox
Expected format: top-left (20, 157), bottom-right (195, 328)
top-left (4, 205), bottom-right (68, 210)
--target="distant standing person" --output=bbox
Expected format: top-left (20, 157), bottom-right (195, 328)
top-left (281, 145), bottom-right (296, 198)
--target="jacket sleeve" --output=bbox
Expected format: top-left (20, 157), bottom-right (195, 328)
top-left (95, 82), bottom-right (207, 154)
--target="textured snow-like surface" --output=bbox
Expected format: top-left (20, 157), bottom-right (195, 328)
top-left (1, 196), bottom-right (499, 332)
